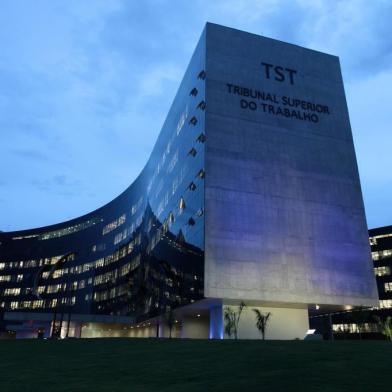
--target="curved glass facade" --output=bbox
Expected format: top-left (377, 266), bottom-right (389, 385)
top-left (0, 31), bottom-right (206, 329)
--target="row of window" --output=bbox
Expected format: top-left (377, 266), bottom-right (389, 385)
top-left (102, 214), bottom-right (126, 235)
top-left (11, 218), bottom-right (100, 242)
top-left (0, 236), bottom-right (139, 276)
top-left (0, 254), bottom-right (72, 271)
top-left (374, 266), bottom-right (391, 276)
top-left (370, 232), bottom-right (392, 245)
top-left (1, 297), bottom-right (76, 310)
top-left (1, 255), bottom-right (141, 301)
top-left (147, 70), bottom-right (205, 202)
top-left (379, 300), bottom-right (392, 308)
top-left (372, 249), bottom-right (392, 261)
top-left (333, 323), bottom-right (378, 333)
top-left (384, 282), bottom-right (392, 292)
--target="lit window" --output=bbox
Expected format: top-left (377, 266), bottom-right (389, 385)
top-left (168, 212), bottom-right (175, 224)
top-left (379, 300), bottom-right (392, 308)
top-left (102, 214), bottom-right (126, 235)
top-left (374, 266), bottom-right (391, 277)
top-left (370, 233), bottom-right (392, 242)
top-left (39, 218), bottom-right (99, 240)
top-left (4, 288), bottom-right (21, 296)
top-left (384, 282), bottom-right (392, 292)
top-left (196, 169), bottom-right (205, 179)
top-left (179, 197), bottom-right (186, 210)
top-left (372, 249), bottom-right (392, 260)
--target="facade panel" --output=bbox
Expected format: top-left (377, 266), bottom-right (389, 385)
top-left (204, 23), bottom-right (378, 307)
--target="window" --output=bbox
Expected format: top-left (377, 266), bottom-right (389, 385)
top-left (167, 150), bottom-right (178, 173)
top-left (370, 233), bottom-right (392, 242)
top-left (196, 169), bottom-right (205, 179)
top-left (188, 182), bottom-right (197, 191)
top-left (196, 208), bottom-right (204, 217)
top-left (196, 133), bottom-right (206, 143)
top-left (372, 250), bottom-right (392, 260)
top-left (168, 212), bottom-right (175, 224)
top-left (39, 218), bottom-right (99, 240)
top-left (384, 282), bottom-right (392, 292)
top-left (188, 148), bottom-right (197, 157)
top-left (197, 100), bottom-right (206, 110)
top-left (102, 214), bottom-right (126, 235)
top-left (189, 116), bottom-right (198, 126)
top-left (4, 288), bottom-right (21, 296)
top-left (176, 106), bottom-right (188, 135)
top-left (179, 197), bottom-right (186, 210)
top-left (197, 70), bottom-right (206, 80)
top-left (380, 300), bottom-right (392, 308)
top-left (374, 266), bottom-right (391, 276)
top-left (189, 87), bottom-right (198, 96)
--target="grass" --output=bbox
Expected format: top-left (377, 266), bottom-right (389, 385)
top-left (0, 338), bottom-right (390, 391)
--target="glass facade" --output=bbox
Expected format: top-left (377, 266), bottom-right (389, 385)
top-left (0, 32), bottom-right (207, 326)
top-left (369, 226), bottom-right (392, 308)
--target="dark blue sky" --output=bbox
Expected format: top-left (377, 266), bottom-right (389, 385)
top-left (1, 0), bottom-right (391, 231)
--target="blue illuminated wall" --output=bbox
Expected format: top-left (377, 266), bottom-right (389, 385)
top-left (203, 23), bottom-right (378, 307)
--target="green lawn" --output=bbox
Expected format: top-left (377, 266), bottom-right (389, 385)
top-left (0, 338), bottom-right (390, 391)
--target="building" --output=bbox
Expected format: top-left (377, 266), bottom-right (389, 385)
top-left (317, 225), bottom-right (392, 339)
top-left (369, 225), bottom-right (392, 310)
top-left (0, 23), bottom-right (378, 339)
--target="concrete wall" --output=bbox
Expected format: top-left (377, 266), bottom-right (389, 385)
top-left (222, 304), bottom-right (309, 340)
top-left (204, 23), bottom-right (378, 307)
top-left (180, 315), bottom-right (209, 339)
top-left (80, 323), bottom-right (156, 338)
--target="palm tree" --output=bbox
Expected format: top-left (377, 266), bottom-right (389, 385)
top-left (165, 308), bottom-right (176, 338)
top-left (374, 316), bottom-right (392, 341)
top-left (253, 309), bottom-right (272, 340)
top-left (223, 301), bottom-right (246, 339)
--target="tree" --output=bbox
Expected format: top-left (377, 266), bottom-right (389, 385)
top-left (253, 309), bottom-right (272, 340)
top-left (374, 316), bottom-right (392, 341)
top-left (165, 308), bottom-right (176, 338)
top-left (224, 301), bottom-right (246, 339)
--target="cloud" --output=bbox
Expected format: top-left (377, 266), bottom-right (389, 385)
top-left (0, 0), bottom-right (391, 230)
